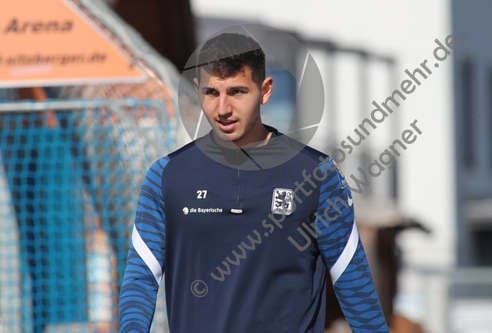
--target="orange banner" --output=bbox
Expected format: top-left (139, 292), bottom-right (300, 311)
top-left (0, 0), bottom-right (146, 87)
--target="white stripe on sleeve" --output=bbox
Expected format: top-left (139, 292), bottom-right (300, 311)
top-left (330, 220), bottom-right (359, 284)
top-left (132, 225), bottom-right (163, 284)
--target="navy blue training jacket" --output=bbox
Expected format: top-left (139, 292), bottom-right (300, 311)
top-left (119, 126), bottom-right (389, 333)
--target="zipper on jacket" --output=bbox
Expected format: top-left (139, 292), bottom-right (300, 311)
top-left (235, 149), bottom-right (240, 208)
top-left (235, 166), bottom-right (240, 207)
top-left (231, 150), bottom-right (243, 214)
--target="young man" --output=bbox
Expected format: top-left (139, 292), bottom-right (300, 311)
top-left (119, 33), bottom-right (389, 333)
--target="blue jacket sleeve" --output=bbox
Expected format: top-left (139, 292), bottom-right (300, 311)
top-left (315, 157), bottom-right (389, 333)
top-left (119, 157), bottom-right (169, 333)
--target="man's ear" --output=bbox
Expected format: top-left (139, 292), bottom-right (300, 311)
top-left (260, 77), bottom-right (274, 105)
top-left (193, 77), bottom-right (200, 94)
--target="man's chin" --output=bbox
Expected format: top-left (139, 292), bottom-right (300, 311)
top-left (213, 130), bottom-right (241, 146)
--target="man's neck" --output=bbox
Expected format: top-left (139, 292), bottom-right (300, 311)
top-left (253, 130), bottom-right (272, 148)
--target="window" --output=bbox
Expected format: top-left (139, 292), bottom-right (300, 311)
top-left (472, 230), bottom-right (492, 266)
top-left (488, 67), bottom-right (492, 172)
top-left (462, 60), bottom-right (475, 169)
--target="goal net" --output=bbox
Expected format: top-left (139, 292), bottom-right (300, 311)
top-left (0, 0), bottom-right (196, 332)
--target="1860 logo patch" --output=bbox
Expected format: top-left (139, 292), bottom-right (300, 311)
top-left (271, 188), bottom-right (294, 215)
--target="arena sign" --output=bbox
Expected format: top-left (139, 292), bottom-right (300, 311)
top-left (0, 0), bottom-right (146, 87)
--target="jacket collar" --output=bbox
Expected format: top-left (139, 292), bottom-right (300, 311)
top-left (195, 124), bottom-right (304, 170)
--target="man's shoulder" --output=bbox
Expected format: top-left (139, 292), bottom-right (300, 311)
top-left (299, 144), bottom-right (346, 180)
top-left (146, 140), bottom-right (199, 177)
top-left (167, 140), bottom-right (198, 161)
top-left (297, 143), bottom-right (329, 164)
top-left (278, 133), bottom-right (329, 166)
top-left (281, 136), bottom-right (346, 186)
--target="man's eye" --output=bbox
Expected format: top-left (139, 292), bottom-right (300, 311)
top-left (232, 89), bottom-right (244, 95)
top-left (205, 90), bottom-right (218, 96)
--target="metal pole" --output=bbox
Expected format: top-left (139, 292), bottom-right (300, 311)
top-left (0, 98), bottom-right (164, 113)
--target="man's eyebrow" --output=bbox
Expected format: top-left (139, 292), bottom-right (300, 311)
top-left (200, 85), bottom-right (249, 92)
top-left (201, 86), bottom-right (216, 92)
top-left (228, 86), bottom-right (249, 90)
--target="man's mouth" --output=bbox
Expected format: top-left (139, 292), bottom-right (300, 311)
top-left (217, 120), bottom-right (237, 132)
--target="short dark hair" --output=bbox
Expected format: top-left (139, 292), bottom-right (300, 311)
top-left (196, 33), bottom-right (266, 88)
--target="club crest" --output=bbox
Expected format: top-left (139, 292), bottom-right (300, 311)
top-left (271, 188), bottom-right (294, 215)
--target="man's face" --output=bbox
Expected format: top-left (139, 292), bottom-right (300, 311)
top-left (194, 66), bottom-right (273, 148)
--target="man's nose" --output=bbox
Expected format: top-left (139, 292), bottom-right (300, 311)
top-left (217, 94), bottom-right (232, 117)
